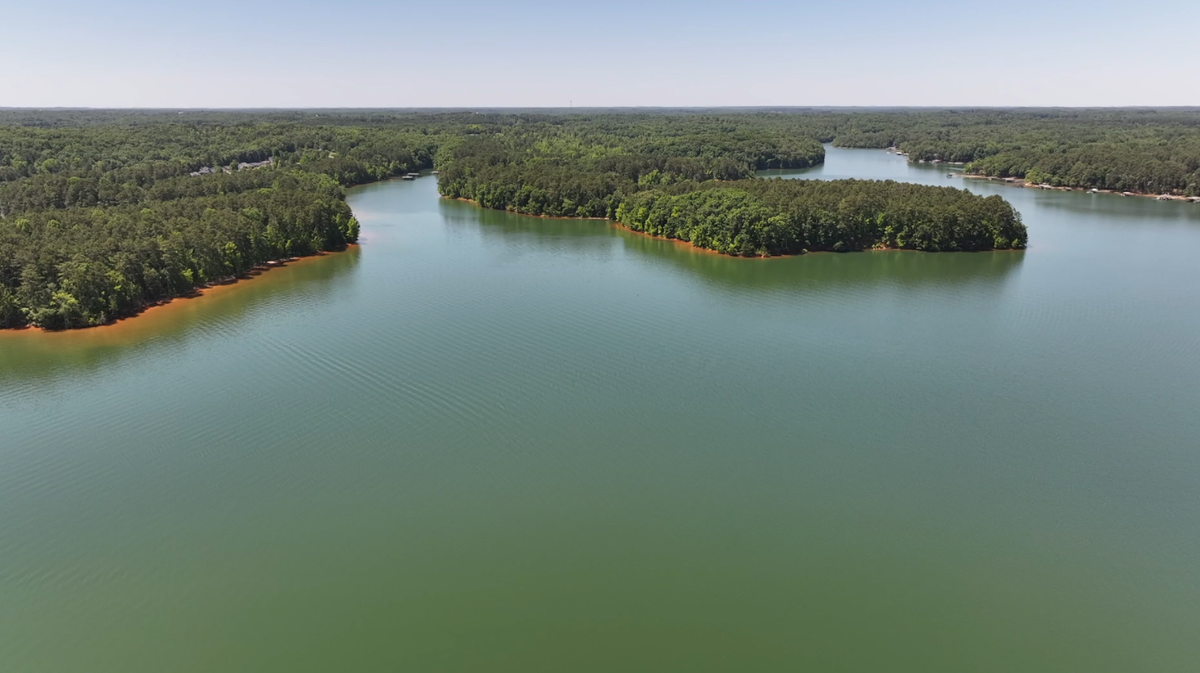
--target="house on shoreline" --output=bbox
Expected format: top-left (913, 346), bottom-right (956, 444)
top-left (190, 157), bottom-right (274, 177)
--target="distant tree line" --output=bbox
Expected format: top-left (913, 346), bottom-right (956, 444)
top-left (435, 125), bottom-right (825, 219)
top-left (824, 109), bottom-right (1200, 195)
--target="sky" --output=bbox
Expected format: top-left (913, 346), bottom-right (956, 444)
top-left (0, 0), bottom-right (1194, 108)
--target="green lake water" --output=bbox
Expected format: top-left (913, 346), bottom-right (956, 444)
top-left (3, 147), bottom-right (1200, 671)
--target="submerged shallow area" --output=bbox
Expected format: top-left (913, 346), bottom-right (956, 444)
top-left (2, 148), bottom-right (1200, 672)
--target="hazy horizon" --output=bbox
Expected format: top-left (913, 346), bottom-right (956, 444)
top-left (2, 0), bottom-right (1194, 108)
top-left (5, 106), bottom-right (1200, 112)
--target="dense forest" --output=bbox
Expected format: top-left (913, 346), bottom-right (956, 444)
top-left (436, 131), bottom-right (1024, 255)
top-left (825, 109), bottom-right (1200, 195)
top-left (6, 107), bottom-right (1196, 329)
top-left (434, 119), bottom-right (826, 219)
top-left (616, 180), bottom-right (1025, 255)
top-left (0, 172), bottom-right (358, 329)
top-left (0, 115), bottom-right (453, 328)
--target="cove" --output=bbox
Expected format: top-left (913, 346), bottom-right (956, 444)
top-left (2, 147), bottom-right (1199, 672)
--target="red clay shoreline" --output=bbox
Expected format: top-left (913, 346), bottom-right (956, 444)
top-left (447, 196), bottom-right (1023, 258)
top-left (609, 220), bottom-right (1024, 258)
top-left (0, 247), bottom-right (354, 338)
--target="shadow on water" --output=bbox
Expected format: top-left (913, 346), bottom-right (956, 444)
top-left (439, 197), bottom-right (1025, 295)
top-left (0, 247), bottom-right (361, 385)
top-left (439, 198), bottom-right (618, 253)
top-left (611, 227), bottom-right (1025, 295)
top-left (1025, 191), bottom-right (1200, 222)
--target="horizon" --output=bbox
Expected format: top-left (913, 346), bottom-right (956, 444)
top-left (6, 105), bottom-right (1200, 112)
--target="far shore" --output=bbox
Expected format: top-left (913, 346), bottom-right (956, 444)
top-left (883, 148), bottom-right (1197, 201)
top-left (448, 196), bottom-right (1024, 258)
top-left (960, 174), bottom-right (1200, 201)
top-left (611, 220), bottom-right (1024, 258)
top-left (0, 247), bottom-right (354, 338)
top-left (447, 196), bottom-right (609, 221)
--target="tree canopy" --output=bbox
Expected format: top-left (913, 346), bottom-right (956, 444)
top-left (435, 120), bottom-right (1025, 256)
top-left (824, 109), bottom-right (1200, 195)
top-left (617, 180), bottom-right (1025, 256)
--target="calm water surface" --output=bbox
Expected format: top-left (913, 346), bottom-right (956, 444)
top-left (3, 148), bottom-right (1200, 672)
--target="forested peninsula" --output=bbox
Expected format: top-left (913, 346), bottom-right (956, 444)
top-left (0, 117), bottom-right (442, 329)
top-left (826, 109), bottom-right (1200, 195)
top-left (434, 128), bottom-right (1024, 256)
top-left (8, 107), bottom-right (1196, 329)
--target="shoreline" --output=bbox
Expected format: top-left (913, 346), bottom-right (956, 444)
top-left (960, 174), bottom-right (1199, 201)
top-left (446, 196), bottom-right (1017, 256)
top-left (875, 148), bottom-right (1195, 201)
top-left (450, 199), bottom-right (1021, 258)
top-left (0, 248), bottom-right (353, 337)
top-left (446, 196), bottom-right (609, 221)
top-left (611, 221), bottom-right (1023, 258)
top-left (448, 197), bottom-right (814, 258)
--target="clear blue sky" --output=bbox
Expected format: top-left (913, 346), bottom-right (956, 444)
top-left (1, 0), bottom-right (1193, 107)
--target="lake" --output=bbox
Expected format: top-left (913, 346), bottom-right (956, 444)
top-left (3, 147), bottom-right (1199, 672)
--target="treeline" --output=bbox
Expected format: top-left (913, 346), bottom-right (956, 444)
top-left (0, 118), bottom-right (448, 329)
top-left (436, 127), bottom-right (1025, 255)
top-left (618, 180), bottom-right (1026, 256)
top-left (7, 107), bottom-right (1199, 195)
top-left (0, 172), bottom-right (358, 329)
top-left (436, 124), bottom-right (825, 218)
top-left (824, 109), bottom-right (1200, 195)
top-left (963, 137), bottom-right (1200, 194)
top-left (0, 123), bottom-right (441, 214)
